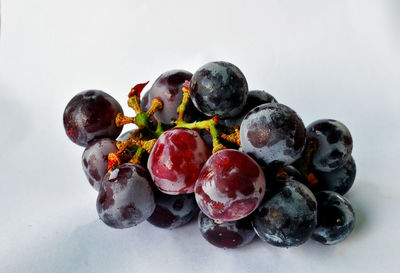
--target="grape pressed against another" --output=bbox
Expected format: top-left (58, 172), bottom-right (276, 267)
top-left (306, 119), bottom-right (353, 172)
top-left (82, 138), bottom-right (119, 191)
top-left (147, 191), bottom-right (199, 229)
top-left (240, 103), bottom-right (306, 167)
top-left (63, 90), bottom-right (123, 146)
top-left (252, 180), bottom-right (317, 247)
top-left (147, 128), bottom-right (211, 195)
top-left (195, 149), bottom-right (266, 222)
top-left (198, 212), bottom-right (255, 249)
top-left (190, 61), bottom-right (248, 119)
top-left (220, 90), bottom-right (277, 127)
top-left (312, 191), bottom-right (355, 245)
top-left (97, 163), bottom-right (155, 229)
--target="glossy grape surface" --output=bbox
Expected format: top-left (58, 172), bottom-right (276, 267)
top-left (82, 138), bottom-right (119, 191)
top-left (148, 128), bottom-right (211, 195)
top-left (147, 191), bottom-right (199, 229)
top-left (97, 163), bottom-right (155, 229)
top-left (240, 103), bottom-right (306, 166)
top-left (149, 70), bottom-right (201, 124)
top-left (306, 119), bottom-right (353, 172)
top-left (63, 90), bottom-right (123, 146)
top-left (252, 180), bottom-right (317, 247)
top-left (190, 61), bottom-right (248, 119)
top-left (198, 212), bottom-right (255, 249)
top-left (220, 90), bottom-right (277, 127)
top-left (312, 191), bottom-right (355, 245)
top-left (195, 149), bottom-right (266, 222)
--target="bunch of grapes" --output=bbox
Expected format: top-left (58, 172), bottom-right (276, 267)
top-left (63, 61), bottom-right (357, 248)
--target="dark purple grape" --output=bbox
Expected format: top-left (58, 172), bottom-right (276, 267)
top-left (220, 90), bottom-right (277, 127)
top-left (82, 138), bottom-right (119, 191)
top-left (148, 70), bottom-right (201, 124)
top-left (97, 163), bottom-right (155, 229)
top-left (198, 212), bottom-right (255, 249)
top-left (147, 191), bottom-right (199, 229)
top-left (63, 90), bottom-right (123, 147)
top-left (190, 61), bottom-right (248, 119)
top-left (264, 165), bottom-right (307, 191)
top-left (306, 119), bottom-right (353, 172)
top-left (312, 191), bottom-right (355, 245)
top-left (309, 156), bottom-right (356, 195)
top-left (252, 179), bottom-right (317, 247)
top-left (240, 103), bottom-right (306, 166)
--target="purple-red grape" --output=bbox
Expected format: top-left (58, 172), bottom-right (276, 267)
top-left (195, 149), bottom-right (266, 222)
top-left (63, 90), bottom-right (123, 146)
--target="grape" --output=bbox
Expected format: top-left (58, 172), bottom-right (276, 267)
top-left (195, 149), bottom-right (266, 222)
top-left (190, 61), bottom-right (248, 119)
top-left (82, 138), bottom-right (119, 191)
top-left (63, 90), bottom-right (123, 147)
top-left (148, 70), bottom-right (202, 124)
top-left (306, 119), bottom-right (353, 172)
top-left (198, 212), bottom-right (255, 249)
top-left (312, 191), bottom-right (355, 245)
top-left (252, 179), bottom-right (317, 247)
top-left (264, 165), bottom-right (307, 190)
top-left (309, 156), bottom-right (356, 195)
top-left (240, 103), bottom-right (306, 166)
top-left (147, 128), bottom-right (211, 195)
top-left (220, 90), bottom-right (277, 127)
top-left (97, 163), bottom-right (155, 229)
top-left (147, 190), bottom-right (199, 229)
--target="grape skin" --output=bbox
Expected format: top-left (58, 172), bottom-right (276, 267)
top-left (240, 103), bottom-right (306, 166)
top-left (63, 90), bottom-right (123, 147)
top-left (97, 163), bottom-right (155, 229)
top-left (195, 149), bottom-right (266, 222)
top-left (190, 61), bottom-right (248, 119)
top-left (198, 212), bottom-right (255, 249)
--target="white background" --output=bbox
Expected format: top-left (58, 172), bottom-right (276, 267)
top-left (1, 0), bottom-right (399, 272)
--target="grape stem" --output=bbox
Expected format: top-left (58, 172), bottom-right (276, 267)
top-left (295, 139), bottom-right (319, 185)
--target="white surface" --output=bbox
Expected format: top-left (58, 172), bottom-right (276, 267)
top-left (0, 0), bottom-right (399, 272)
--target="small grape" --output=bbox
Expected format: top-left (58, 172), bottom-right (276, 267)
top-left (198, 212), bottom-right (255, 249)
top-left (63, 90), bottom-right (123, 146)
top-left (312, 191), bottom-right (355, 245)
top-left (97, 163), bottom-right (155, 229)
top-left (190, 61), bottom-right (248, 119)
top-left (195, 149), bottom-right (266, 222)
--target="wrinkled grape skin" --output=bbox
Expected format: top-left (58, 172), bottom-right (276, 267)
top-left (252, 180), bottom-right (317, 247)
top-left (307, 119), bottom-right (353, 172)
top-left (82, 138), bottom-right (119, 191)
top-left (190, 61), bottom-right (248, 119)
top-left (63, 90), bottom-right (123, 147)
top-left (147, 191), bottom-right (199, 229)
top-left (198, 212), bottom-right (255, 249)
top-left (148, 70), bottom-right (201, 124)
top-left (240, 103), bottom-right (306, 166)
top-left (148, 128), bottom-right (211, 195)
top-left (220, 90), bottom-right (277, 127)
top-left (97, 163), bottom-right (155, 229)
top-left (312, 191), bottom-right (355, 245)
top-left (195, 149), bottom-right (266, 222)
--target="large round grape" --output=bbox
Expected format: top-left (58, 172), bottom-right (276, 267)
top-left (195, 149), bottom-right (266, 222)
top-left (220, 90), bottom-right (277, 127)
top-left (240, 103), bottom-right (306, 166)
top-left (198, 212), bottom-right (255, 249)
top-left (96, 163), bottom-right (155, 229)
top-left (147, 191), bottom-right (199, 229)
top-left (63, 90), bottom-right (123, 146)
top-left (82, 138), bottom-right (119, 191)
top-left (312, 191), bottom-right (355, 245)
top-left (190, 61), bottom-right (248, 119)
top-left (147, 128), bottom-right (211, 195)
top-left (252, 180), bottom-right (317, 247)
top-left (148, 70), bottom-right (202, 124)
top-left (306, 119), bottom-right (353, 172)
